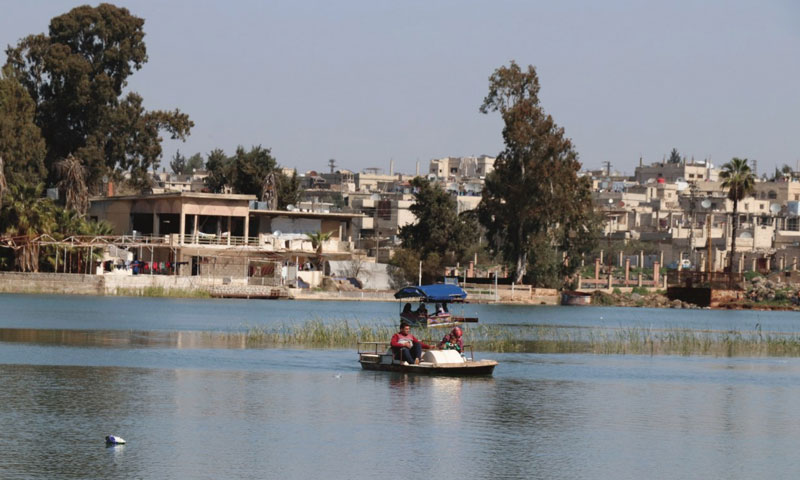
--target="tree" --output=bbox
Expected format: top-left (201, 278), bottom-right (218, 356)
top-left (231, 145), bottom-right (277, 196)
top-left (185, 153), bottom-right (205, 173)
top-left (54, 154), bottom-right (88, 215)
top-left (170, 150), bottom-right (187, 175)
top-left (667, 148), bottom-right (682, 164)
top-left (0, 181), bottom-right (56, 271)
top-left (395, 177), bottom-right (479, 283)
top-left (276, 170), bottom-right (302, 209)
top-left (5, 4), bottom-right (193, 193)
top-left (305, 231), bottom-right (332, 269)
top-left (720, 157), bottom-right (755, 272)
top-left (204, 149), bottom-right (231, 193)
top-left (478, 61), bottom-right (600, 286)
top-left (0, 65), bottom-right (46, 187)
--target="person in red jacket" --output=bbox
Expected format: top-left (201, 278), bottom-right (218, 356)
top-left (391, 322), bottom-right (434, 364)
top-left (438, 326), bottom-right (463, 352)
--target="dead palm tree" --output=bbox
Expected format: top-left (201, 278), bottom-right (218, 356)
top-left (720, 157), bottom-right (755, 272)
top-left (55, 154), bottom-right (89, 215)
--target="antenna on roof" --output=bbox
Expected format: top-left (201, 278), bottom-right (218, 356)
top-left (328, 158), bottom-right (336, 174)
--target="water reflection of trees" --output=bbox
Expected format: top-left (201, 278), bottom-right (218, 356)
top-left (0, 328), bottom-right (248, 349)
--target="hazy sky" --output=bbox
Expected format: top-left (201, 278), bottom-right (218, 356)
top-left (2, 1), bottom-right (799, 176)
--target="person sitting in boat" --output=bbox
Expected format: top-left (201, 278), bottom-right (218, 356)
top-left (402, 303), bottom-right (413, 314)
top-left (391, 322), bottom-right (435, 365)
top-left (414, 303), bottom-right (428, 317)
top-left (438, 326), bottom-right (463, 352)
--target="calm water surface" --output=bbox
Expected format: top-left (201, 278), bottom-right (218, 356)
top-left (2, 294), bottom-right (800, 479)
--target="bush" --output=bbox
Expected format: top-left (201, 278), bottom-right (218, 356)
top-left (744, 271), bottom-right (763, 282)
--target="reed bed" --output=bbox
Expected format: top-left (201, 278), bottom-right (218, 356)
top-left (224, 320), bottom-right (800, 357)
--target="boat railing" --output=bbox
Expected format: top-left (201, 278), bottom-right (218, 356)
top-left (358, 341), bottom-right (475, 361)
top-left (357, 341), bottom-right (391, 355)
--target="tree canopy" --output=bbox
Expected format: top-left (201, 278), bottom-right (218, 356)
top-left (477, 61), bottom-right (600, 287)
top-left (394, 177), bottom-right (479, 284)
top-left (667, 148), bottom-right (682, 164)
top-left (4, 3), bottom-right (193, 191)
top-left (0, 66), bottom-right (46, 187)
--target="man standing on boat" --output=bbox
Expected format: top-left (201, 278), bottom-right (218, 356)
top-left (391, 322), bottom-right (435, 365)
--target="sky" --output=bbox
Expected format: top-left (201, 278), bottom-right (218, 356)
top-left (2, 0), bottom-right (799, 177)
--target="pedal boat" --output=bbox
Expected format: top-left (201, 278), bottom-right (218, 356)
top-left (358, 342), bottom-right (497, 376)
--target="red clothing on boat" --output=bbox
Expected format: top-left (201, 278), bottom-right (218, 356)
top-left (391, 332), bottom-right (432, 350)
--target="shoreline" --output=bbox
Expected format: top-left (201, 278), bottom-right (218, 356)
top-left (1, 271), bottom-right (798, 311)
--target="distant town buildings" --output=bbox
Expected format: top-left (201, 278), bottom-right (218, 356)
top-left (87, 153), bottom-right (800, 288)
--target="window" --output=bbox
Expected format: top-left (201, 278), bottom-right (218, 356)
top-left (688, 174), bottom-right (695, 179)
top-left (788, 217), bottom-right (800, 231)
top-left (697, 174), bottom-right (703, 179)
top-left (769, 191), bottom-right (777, 199)
top-left (760, 204), bottom-right (765, 210)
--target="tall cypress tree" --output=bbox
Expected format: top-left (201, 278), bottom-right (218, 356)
top-left (478, 61), bottom-right (600, 287)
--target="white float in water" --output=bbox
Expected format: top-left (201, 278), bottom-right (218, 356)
top-left (105, 435), bottom-right (126, 445)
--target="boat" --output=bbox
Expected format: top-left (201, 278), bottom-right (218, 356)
top-left (357, 283), bottom-right (497, 376)
top-left (394, 284), bottom-right (478, 328)
top-left (357, 342), bottom-right (497, 376)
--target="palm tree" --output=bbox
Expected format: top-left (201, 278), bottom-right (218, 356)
top-left (55, 154), bottom-right (88, 215)
top-left (305, 231), bottom-right (332, 270)
top-left (720, 157), bottom-right (755, 272)
top-left (0, 182), bottom-right (56, 272)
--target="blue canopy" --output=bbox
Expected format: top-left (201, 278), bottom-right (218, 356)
top-left (394, 284), bottom-right (467, 302)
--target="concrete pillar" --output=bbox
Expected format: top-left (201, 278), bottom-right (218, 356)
top-left (639, 250), bottom-right (644, 269)
top-left (625, 258), bottom-right (630, 286)
top-left (608, 267), bottom-right (613, 289)
top-left (595, 258), bottom-right (601, 281)
top-left (618, 250), bottom-right (623, 267)
top-left (244, 215), bottom-right (250, 245)
top-left (653, 261), bottom-right (660, 287)
top-left (193, 215), bottom-right (199, 244)
top-left (752, 257), bottom-right (757, 272)
top-left (179, 212), bottom-right (186, 246)
top-left (153, 212), bottom-right (159, 236)
top-left (227, 216), bottom-right (232, 246)
top-left (468, 261), bottom-right (474, 278)
top-left (739, 253), bottom-right (744, 273)
top-left (600, 250), bottom-right (604, 264)
top-left (793, 257), bottom-right (798, 271)
top-left (766, 257), bottom-right (771, 271)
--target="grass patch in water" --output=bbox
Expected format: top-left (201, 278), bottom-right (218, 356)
top-left (223, 320), bottom-right (800, 357)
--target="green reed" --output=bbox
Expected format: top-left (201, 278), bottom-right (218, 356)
top-left (224, 320), bottom-right (800, 357)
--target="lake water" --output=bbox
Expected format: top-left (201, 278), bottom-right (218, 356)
top-left (2, 294), bottom-right (800, 479)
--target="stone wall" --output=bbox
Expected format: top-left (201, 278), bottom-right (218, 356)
top-left (0, 272), bottom-right (105, 295)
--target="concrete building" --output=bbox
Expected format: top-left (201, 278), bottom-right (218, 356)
top-left (634, 159), bottom-right (718, 184)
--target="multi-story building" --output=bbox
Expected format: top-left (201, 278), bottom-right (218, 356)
top-left (634, 158), bottom-right (718, 184)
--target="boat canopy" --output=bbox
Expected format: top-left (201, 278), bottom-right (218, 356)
top-left (394, 284), bottom-right (467, 302)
